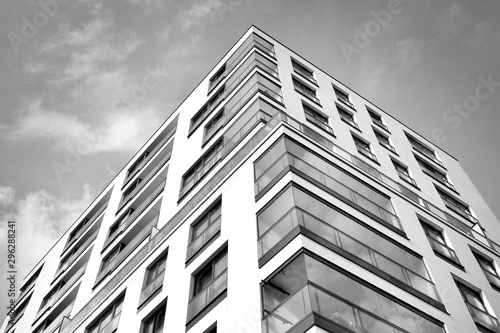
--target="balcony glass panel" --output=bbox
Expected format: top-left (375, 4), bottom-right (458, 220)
top-left (186, 217), bottom-right (221, 259)
top-left (187, 270), bottom-right (227, 322)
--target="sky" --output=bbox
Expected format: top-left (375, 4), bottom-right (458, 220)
top-left (1, 0), bottom-right (500, 323)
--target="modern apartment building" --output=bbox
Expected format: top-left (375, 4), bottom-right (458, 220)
top-left (3, 25), bottom-right (500, 333)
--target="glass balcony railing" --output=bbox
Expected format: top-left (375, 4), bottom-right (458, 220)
top-left (187, 270), bottom-right (227, 322)
top-left (186, 217), bottom-right (221, 260)
top-left (355, 144), bottom-right (378, 162)
top-left (466, 303), bottom-right (500, 333)
top-left (139, 270), bottom-right (165, 306)
top-left (305, 117), bottom-right (334, 134)
top-left (258, 207), bottom-right (440, 303)
top-left (40, 301), bottom-right (74, 333)
top-left (263, 284), bottom-right (407, 333)
top-left (293, 66), bottom-right (317, 85)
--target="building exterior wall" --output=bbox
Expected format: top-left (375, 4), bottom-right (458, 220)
top-left (3, 25), bottom-right (500, 333)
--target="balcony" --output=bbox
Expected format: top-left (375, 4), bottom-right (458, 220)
top-left (396, 171), bottom-right (418, 188)
top-left (262, 283), bottom-right (406, 333)
top-left (293, 66), bottom-right (317, 85)
top-left (186, 216), bottom-right (221, 261)
top-left (378, 140), bottom-right (397, 154)
top-left (187, 269), bottom-right (227, 322)
top-left (258, 207), bottom-right (440, 303)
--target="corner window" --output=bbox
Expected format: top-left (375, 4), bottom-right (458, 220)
top-left (142, 305), bottom-right (166, 333)
top-left (292, 77), bottom-right (320, 104)
top-left (456, 282), bottom-right (500, 332)
top-left (421, 221), bottom-right (460, 265)
top-left (303, 103), bottom-right (333, 134)
top-left (338, 107), bottom-right (359, 130)
top-left (87, 295), bottom-right (124, 333)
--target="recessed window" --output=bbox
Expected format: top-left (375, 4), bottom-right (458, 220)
top-left (416, 157), bottom-right (455, 191)
top-left (208, 64), bottom-right (226, 91)
top-left (292, 77), bottom-right (320, 104)
top-left (181, 139), bottom-right (224, 197)
top-left (190, 87), bottom-right (226, 134)
top-left (392, 159), bottom-right (418, 187)
top-left (127, 151), bottom-right (149, 178)
top-left (67, 217), bottom-right (90, 246)
top-left (303, 103), bottom-right (333, 134)
top-left (19, 266), bottom-right (42, 295)
top-left (204, 109), bottom-right (225, 143)
top-left (456, 281), bottom-right (500, 332)
top-left (367, 108), bottom-right (389, 131)
top-left (100, 243), bottom-right (125, 274)
top-left (374, 130), bottom-right (396, 153)
top-left (121, 178), bottom-right (142, 205)
top-left (437, 188), bottom-right (473, 221)
top-left (421, 221), bottom-right (460, 265)
top-left (291, 58), bottom-right (316, 84)
top-left (87, 295), bottom-right (124, 333)
top-left (406, 134), bottom-right (445, 167)
top-left (142, 305), bottom-right (166, 333)
top-left (145, 253), bottom-right (167, 287)
top-left (352, 135), bottom-right (377, 162)
top-left (474, 252), bottom-right (500, 290)
top-left (187, 249), bottom-right (228, 322)
top-left (333, 86), bottom-right (355, 109)
top-left (187, 201), bottom-right (222, 260)
top-left (40, 280), bottom-right (66, 309)
top-left (108, 208), bottom-right (135, 242)
top-left (338, 107), bottom-right (359, 129)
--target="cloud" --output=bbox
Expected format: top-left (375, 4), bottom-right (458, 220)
top-left (0, 187), bottom-right (15, 207)
top-left (357, 52), bottom-right (399, 100)
top-left (462, 21), bottom-right (500, 49)
top-left (177, 0), bottom-right (227, 32)
top-left (128, 0), bottom-right (167, 16)
top-left (429, 3), bottom-right (470, 45)
top-left (395, 37), bottom-right (424, 66)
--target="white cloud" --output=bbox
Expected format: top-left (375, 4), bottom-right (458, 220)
top-left (462, 21), bottom-right (500, 49)
top-left (178, 0), bottom-right (227, 32)
top-left (429, 3), bottom-right (471, 45)
top-left (396, 37), bottom-right (424, 66)
top-left (357, 52), bottom-right (399, 101)
top-left (0, 186), bottom-right (15, 207)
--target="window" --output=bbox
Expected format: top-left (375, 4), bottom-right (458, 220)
top-left (421, 222), bottom-right (460, 265)
top-left (352, 135), bottom-right (377, 162)
top-left (203, 109), bottom-right (225, 143)
top-left (456, 282), bottom-right (500, 332)
top-left (67, 217), bottom-right (90, 246)
top-left (303, 103), bottom-right (333, 134)
top-left (474, 252), bottom-right (500, 290)
top-left (108, 208), bottom-right (135, 241)
top-left (338, 107), bottom-right (359, 129)
top-left (142, 305), bottom-right (166, 333)
top-left (121, 178), bottom-right (142, 204)
top-left (374, 130), bottom-right (396, 153)
top-left (181, 140), bottom-right (224, 196)
top-left (127, 151), bottom-right (149, 178)
top-left (291, 58), bottom-right (316, 84)
top-left (87, 295), bottom-right (124, 333)
top-left (190, 87), bottom-right (226, 133)
top-left (100, 243), bottom-right (125, 273)
top-left (368, 108), bottom-right (389, 131)
top-left (437, 189), bottom-right (473, 220)
top-left (40, 280), bottom-right (65, 309)
top-left (208, 64), bottom-right (226, 91)
top-left (19, 266), bottom-right (42, 296)
top-left (416, 157), bottom-right (455, 191)
top-left (406, 134), bottom-right (445, 167)
top-left (187, 249), bottom-right (228, 322)
top-left (145, 253), bottom-right (167, 287)
top-left (333, 86), bottom-right (355, 109)
top-left (392, 160), bottom-right (418, 187)
top-left (292, 77), bottom-right (320, 104)
top-left (187, 201), bottom-right (222, 260)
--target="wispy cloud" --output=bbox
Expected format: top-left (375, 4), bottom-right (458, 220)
top-left (396, 37), bottom-right (424, 66)
top-left (462, 21), bottom-right (500, 50)
top-left (128, 0), bottom-right (167, 16)
top-left (177, 0), bottom-right (226, 32)
top-left (429, 3), bottom-right (470, 45)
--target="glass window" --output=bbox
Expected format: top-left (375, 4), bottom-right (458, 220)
top-left (333, 86), bottom-right (355, 109)
top-left (291, 59), bottom-right (316, 84)
top-left (417, 157), bottom-right (456, 190)
top-left (41, 280), bottom-right (66, 308)
top-left (142, 305), bottom-right (166, 333)
top-left (292, 78), bottom-right (320, 104)
top-left (437, 189), bottom-right (472, 219)
top-left (108, 208), bottom-right (134, 241)
top-left (352, 135), bottom-right (377, 162)
top-left (374, 130), bottom-right (396, 153)
top-left (474, 252), bottom-right (500, 290)
top-left (338, 107), bottom-right (359, 129)
top-left (194, 251), bottom-right (227, 295)
top-left (127, 151), bottom-right (149, 178)
top-left (190, 87), bottom-right (226, 133)
top-left (456, 282), bottom-right (500, 332)
top-left (392, 160), bottom-right (417, 187)
top-left (87, 295), bottom-right (124, 333)
top-left (421, 222), bottom-right (460, 264)
top-left (368, 109), bottom-right (389, 131)
top-left (145, 253), bottom-right (168, 286)
top-left (100, 243), bottom-right (124, 273)
top-left (407, 134), bottom-right (445, 167)
top-left (303, 103), bottom-right (333, 134)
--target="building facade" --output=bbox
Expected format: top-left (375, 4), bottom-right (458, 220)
top-left (3, 26), bottom-right (500, 333)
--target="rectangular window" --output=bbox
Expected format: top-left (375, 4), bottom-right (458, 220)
top-left (40, 280), bottom-right (66, 309)
top-left (338, 107), bottom-right (359, 129)
top-left (456, 282), bottom-right (500, 332)
top-left (368, 108), bottom-right (389, 131)
top-left (127, 151), bottom-right (149, 179)
top-left (291, 58), bottom-right (316, 84)
top-left (142, 305), bottom-right (166, 333)
top-left (181, 139), bottom-right (224, 197)
top-left (437, 188), bottom-right (473, 220)
top-left (67, 217), bottom-right (90, 246)
top-left (140, 252), bottom-right (168, 306)
top-left (474, 252), bottom-right (500, 290)
top-left (333, 86), bottom-right (355, 109)
top-left (352, 135), bottom-right (377, 162)
top-left (416, 157), bottom-right (455, 191)
top-left (374, 130), bottom-right (396, 153)
top-left (292, 77), bottom-right (320, 104)
top-left (407, 134), bottom-right (445, 167)
top-left (121, 178), bottom-right (142, 205)
top-left (87, 295), bottom-right (124, 333)
top-left (392, 160), bottom-right (418, 187)
top-left (107, 208), bottom-right (135, 242)
top-left (421, 222), bottom-right (460, 265)
top-left (187, 201), bottom-right (222, 260)
top-left (187, 249), bottom-right (228, 322)
top-left (190, 87), bottom-right (226, 134)
top-left (303, 103), bottom-right (333, 134)
top-left (208, 64), bottom-right (226, 91)
top-left (203, 109), bottom-right (225, 143)
top-left (100, 243), bottom-right (125, 273)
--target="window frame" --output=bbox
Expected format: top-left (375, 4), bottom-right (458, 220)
top-left (86, 295), bottom-right (124, 333)
top-left (333, 85), bottom-right (355, 109)
top-left (473, 250), bottom-right (500, 291)
top-left (302, 102), bottom-right (334, 135)
top-left (338, 106), bottom-right (359, 130)
top-left (352, 134), bottom-right (378, 163)
top-left (374, 129), bottom-right (397, 153)
top-left (391, 159), bottom-right (418, 187)
top-left (292, 76), bottom-right (320, 105)
top-left (367, 108), bottom-right (389, 132)
top-left (421, 221), bottom-right (461, 266)
top-left (291, 58), bottom-right (317, 85)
